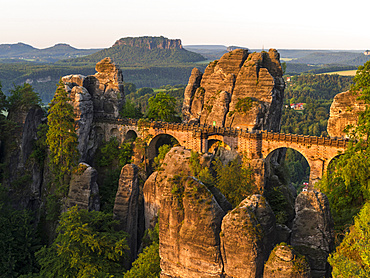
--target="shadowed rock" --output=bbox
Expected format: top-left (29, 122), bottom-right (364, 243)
top-left (220, 194), bottom-right (276, 278)
top-left (291, 191), bottom-right (334, 278)
top-left (65, 162), bottom-right (100, 211)
top-left (113, 164), bottom-right (140, 264)
top-left (264, 243), bottom-right (311, 278)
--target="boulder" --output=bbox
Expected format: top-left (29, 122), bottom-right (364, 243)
top-left (327, 90), bottom-right (366, 138)
top-left (113, 164), bottom-right (140, 264)
top-left (220, 194), bottom-right (276, 278)
top-left (263, 243), bottom-right (311, 278)
top-left (65, 162), bottom-right (100, 211)
top-left (291, 191), bottom-right (334, 278)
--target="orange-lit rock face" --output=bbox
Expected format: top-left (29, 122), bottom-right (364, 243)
top-left (327, 90), bottom-right (365, 138)
top-left (183, 49), bottom-right (285, 132)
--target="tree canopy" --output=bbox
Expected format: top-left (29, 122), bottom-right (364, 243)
top-left (319, 60), bottom-right (370, 230)
top-left (46, 79), bottom-right (78, 193)
top-left (36, 206), bottom-right (129, 278)
top-left (146, 92), bottom-right (180, 122)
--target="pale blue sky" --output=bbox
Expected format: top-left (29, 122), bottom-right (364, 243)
top-left (1, 0), bottom-right (369, 50)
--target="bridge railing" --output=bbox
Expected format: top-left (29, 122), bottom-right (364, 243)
top-left (93, 116), bottom-right (348, 148)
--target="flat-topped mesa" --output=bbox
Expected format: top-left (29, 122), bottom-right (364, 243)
top-left (113, 36), bottom-right (183, 50)
top-left (183, 48), bottom-right (285, 132)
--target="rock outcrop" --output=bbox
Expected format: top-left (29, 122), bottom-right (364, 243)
top-left (62, 58), bottom-right (125, 162)
top-left (143, 147), bottom-right (226, 277)
top-left (327, 90), bottom-right (366, 138)
top-left (263, 243), bottom-right (311, 278)
top-left (160, 176), bottom-right (225, 278)
top-left (113, 36), bottom-right (183, 50)
top-left (291, 191), bottom-right (334, 278)
top-left (65, 162), bottom-right (100, 211)
top-left (62, 76), bottom-right (94, 161)
top-left (113, 164), bottom-right (140, 264)
top-left (2, 106), bottom-right (45, 210)
top-left (183, 49), bottom-right (285, 131)
top-left (220, 195), bottom-right (276, 278)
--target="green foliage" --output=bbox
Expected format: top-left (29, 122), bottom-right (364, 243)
top-left (6, 83), bottom-right (41, 112)
top-left (95, 138), bottom-right (133, 213)
top-left (234, 97), bottom-right (254, 114)
top-left (264, 186), bottom-right (289, 224)
top-left (212, 158), bottom-right (256, 208)
top-left (46, 79), bottom-right (78, 193)
top-left (329, 202), bottom-right (370, 277)
top-left (146, 92), bottom-right (180, 122)
top-left (281, 98), bottom-right (330, 136)
top-left (320, 61), bottom-right (370, 232)
top-left (36, 206), bottom-right (129, 278)
top-left (153, 144), bottom-right (171, 170)
top-left (285, 74), bottom-right (352, 101)
top-left (0, 185), bottom-right (40, 277)
top-left (96, 137), bottom-right (133, 169)
top-left (120, 99), bottom-right (143, 119)
top-left (29, 123), bottom-right (48, 166)
top-left (124, 223), bottom-right (160, 278)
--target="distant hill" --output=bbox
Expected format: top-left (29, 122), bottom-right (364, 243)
top-left (291, 51), bottom-right (370, 66)
top-left (0, 43), bottom-right (100, 62)
top-left (184, 45), bottom-right (229, 60)
top-left (64, 36), bottom-right (206, 66)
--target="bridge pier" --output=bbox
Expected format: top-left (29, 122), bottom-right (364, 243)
top-left (308, 159), bottom-right (325, 189)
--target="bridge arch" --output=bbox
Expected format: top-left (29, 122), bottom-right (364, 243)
top-left (147, 133), bottom-right (180, 163)
top-left (125, 130), bottom-right (138, 141)
top-left (265, 147), bottom-right (310, 189)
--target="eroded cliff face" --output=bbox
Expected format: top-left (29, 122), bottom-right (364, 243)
top-left (327, 90), bottom-right (366, 138)
top-left (62, 57), bottom-right (124, 162)
top-left (291, 191), bottom-right (334, 278)
top-left (183, 49), bottom-right (285, 131)
top-left (221, 195), bottom-right (276, 278)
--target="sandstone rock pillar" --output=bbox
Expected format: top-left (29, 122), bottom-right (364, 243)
top-left (113, 164), bottom-right (140, 264)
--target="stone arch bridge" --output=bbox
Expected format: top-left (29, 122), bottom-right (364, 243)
top-left (94, 117), bottom-right (348, 187)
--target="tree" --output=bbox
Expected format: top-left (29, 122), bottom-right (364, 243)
top-left (124, 223), bottom-right (160, 278)
top-left (146, 92), bottom-right (180, 122)
top-left (36, 206), bottom-right (129, 278)
top-left (46, 80), bottom-right (78, 193)
top-left (6, 83), bottom-right (41, 112)
top-left (328, 201), bottom-right (370, 277)
top-left (319, 60), bottom-right (370, 230)
top-left (213, 158), bottom-right (256, 207)
top-left (0, 185), bottom-right (40, 277)
top-left (120, 99), bottom-right (143, 119)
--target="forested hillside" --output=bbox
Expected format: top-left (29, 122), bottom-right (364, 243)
top-left (281, 74), bottom-right (353, 137)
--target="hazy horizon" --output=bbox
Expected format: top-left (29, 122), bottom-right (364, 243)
top-left (1, 0), bottom-right (369, 51)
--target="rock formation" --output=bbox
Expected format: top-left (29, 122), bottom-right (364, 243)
top-left (143, 147), bottom-right (226, 277)
top-left (65, 162), bottom-right (100, 211)
top-left (1, 106), bottom-right (45, 210)
top-left (183, 49), bottom-right (285, 131)
top-left (62, 57), bottom-right (124, 162)
top-left (263, 243), bottom-right (311, 278)
top-left (291, 191), bottom-right (334, 278)
top-left (113, 36), bottom-right (183, 50)
top-left (113, 164), bottom-right (140, 264)
top-left (220, 195), bottom-right (276, 278)
top-left (327, 90), bottom-right (366, 138)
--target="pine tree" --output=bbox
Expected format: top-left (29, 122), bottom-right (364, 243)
top-left (46, 80), bottom-right (78, 194)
